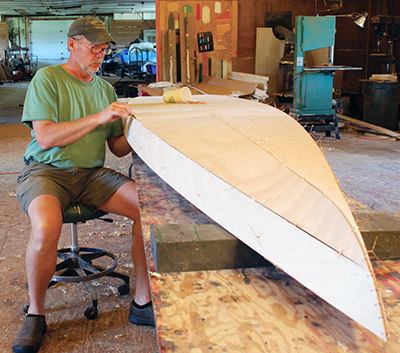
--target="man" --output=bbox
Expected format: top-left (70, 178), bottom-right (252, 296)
top-left (13, 17), bottom-right (154, 353)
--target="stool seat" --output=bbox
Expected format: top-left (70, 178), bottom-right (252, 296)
top-left (64, 203), bottom-right (107, 224)
top-left (48, 203), bottom-right (130, 319)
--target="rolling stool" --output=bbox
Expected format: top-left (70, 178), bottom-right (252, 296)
top-left (25, 203), bottom-right (130, 319)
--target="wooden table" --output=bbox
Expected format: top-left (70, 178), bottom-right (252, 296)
top-left (132, 153), bottom-right (400, 353)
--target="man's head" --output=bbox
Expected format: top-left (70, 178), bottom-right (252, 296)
top-left (68, 17), bottom-right (116, 45)
top-left (65, 17), bottom-right (116, 78)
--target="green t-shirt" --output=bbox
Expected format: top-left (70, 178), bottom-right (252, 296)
top-left (22, 64), bottom-right (123, 168)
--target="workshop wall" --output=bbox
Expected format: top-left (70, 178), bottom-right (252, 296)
top-left (390, 0), bottom-right (400, 74)
top-left (157, 0), bottom-right (385, 94)
top-left (157, 0), bottom-right (238, 83)
top-left (235, 0), bottom-right (390, 94)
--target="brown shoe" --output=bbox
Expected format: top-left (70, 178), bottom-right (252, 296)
top-left (13, 315), bottom-right (47, 353)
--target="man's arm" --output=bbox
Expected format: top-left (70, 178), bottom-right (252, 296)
top-left (107, 135), bottom-right (133, 157)
top-left (33, 102), bottom-right (132, 150)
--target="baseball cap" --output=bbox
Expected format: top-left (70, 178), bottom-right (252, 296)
top-left (68, 17), bottom-right (116, 45)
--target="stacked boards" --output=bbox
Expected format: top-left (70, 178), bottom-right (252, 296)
top-left (0, 21), bottom-right (9, 62)
top-left (124, 95), bottom-right (388, 340)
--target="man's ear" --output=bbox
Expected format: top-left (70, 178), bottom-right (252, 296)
top-left (67, 37), bottom-right (76, 52)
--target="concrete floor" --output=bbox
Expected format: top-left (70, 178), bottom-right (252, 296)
top-left (0, 82), bottom-right (27, 124)
top-left (1, 81), bottom-right (400, 352)
top-left (321, 133), bottom-right (400, 219)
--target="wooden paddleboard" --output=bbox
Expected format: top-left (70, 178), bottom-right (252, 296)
top-left (123, 95), bottom-right (387, 340)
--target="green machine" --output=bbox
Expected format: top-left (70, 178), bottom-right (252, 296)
top-left (292, 16), bottom-right (360, 139)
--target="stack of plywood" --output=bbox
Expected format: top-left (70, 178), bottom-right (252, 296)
top-left (0, 21), bottom-right (9, 62)
top-left (226, 71), bottom-right (269, 98)
top-left (0, 21), bottom-right (12, 82)
top-left (0, 62), bottom-right (12, 82)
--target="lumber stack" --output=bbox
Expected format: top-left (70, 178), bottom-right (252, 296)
top-left (0, 21), bottom-right (8, 62)
top-left (226, 71), bottom-right (269, 99)
top-left (0, 62), bottom-right (12, 81)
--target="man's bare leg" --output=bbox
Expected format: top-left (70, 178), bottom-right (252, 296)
top-left (99, 180), bottom-right (152, 306)
top-left (13, 195), bottom-right (63, 353)
top-left (26, 195), bottom-right (63, 315)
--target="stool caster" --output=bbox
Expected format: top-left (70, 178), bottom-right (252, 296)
top-left (118, 284), bottom-right (130, 296)
top-left (85, 299), bottom-right (98, 320)
top-left (84, 305), bottom-right (98, 320)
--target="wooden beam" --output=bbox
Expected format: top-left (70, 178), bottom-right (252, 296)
top-left (226, 71), bottom-right (269, 91)
top-left (337, 113), bottom-right (400, 139)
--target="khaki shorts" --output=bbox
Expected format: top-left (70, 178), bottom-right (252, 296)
top-left (17, 161), bottom-right (131, 216)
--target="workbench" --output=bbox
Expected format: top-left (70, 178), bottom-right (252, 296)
top-left (131, 153), bottom-right (400, 352)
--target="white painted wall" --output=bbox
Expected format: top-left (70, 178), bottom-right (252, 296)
top-left (30, 20), bottom-right (74, 70)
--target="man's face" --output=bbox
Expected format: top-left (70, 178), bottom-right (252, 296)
top-left (74, 37), bottom-right (109, 75)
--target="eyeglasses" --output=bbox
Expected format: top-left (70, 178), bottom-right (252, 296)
top-left (75, 38), bottom-right (112, 55)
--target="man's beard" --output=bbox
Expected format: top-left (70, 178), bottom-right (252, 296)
top-left (85, 60), bottom-right (103, 75)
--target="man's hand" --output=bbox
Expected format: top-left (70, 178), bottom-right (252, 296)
top-left (97, 102), bottom-right (133, 125)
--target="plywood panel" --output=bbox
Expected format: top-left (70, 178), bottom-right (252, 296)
top-left (124, 95), bottom-right (387, 339)
top-left (158, 0), bottom-right (238, 82)
top-left (0, 21), bottom-right (9, 61)
top-left (255, 27), bottom-right (284, 96)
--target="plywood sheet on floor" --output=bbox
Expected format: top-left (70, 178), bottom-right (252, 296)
top-left (132, 153), bottom-right (400, 352)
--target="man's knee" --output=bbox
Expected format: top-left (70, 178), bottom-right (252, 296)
top-left (100, 180), bottom-right (140, 218)
top-left (28, 195), bottom-right (63, 242)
